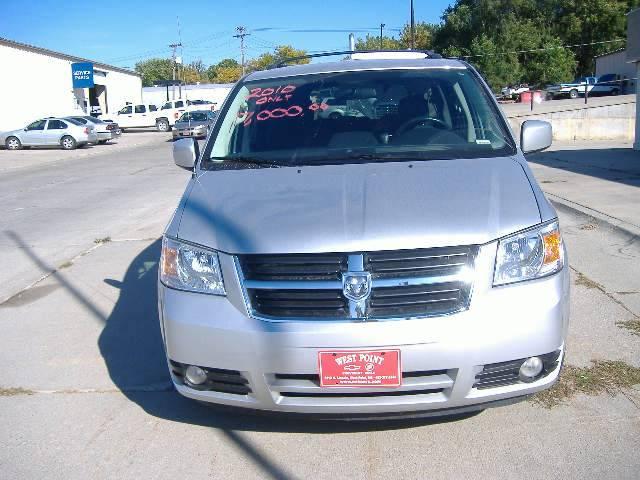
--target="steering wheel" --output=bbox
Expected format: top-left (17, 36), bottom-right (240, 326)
top-left (396, 116), bottom-right (449, 136)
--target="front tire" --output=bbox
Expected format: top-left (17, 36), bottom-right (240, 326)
top-left (5, 136), bottom-right (22, 150)
top-left (156, 119), bottom-right (170, 132)
top-left (611, 89), bottom-right (619, 96)
top-left (61, 135), bottom-right (77, 150)
top-left (569, 89), bottom-right (578, 99)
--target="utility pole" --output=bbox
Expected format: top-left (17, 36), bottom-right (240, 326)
top-left (233, 26), bottom-right (250, 76)
top-left (380, 23), bottom-right (385, 50)
top-left (410, 0), bottom-right (415, 49)
top-left (169, 42), bottom-right (182, 100)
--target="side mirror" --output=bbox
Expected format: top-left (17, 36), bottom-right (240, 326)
top-left (173, 138), bottom-right (199, 170)
top-left (521, 120), bottom-right (552, 154)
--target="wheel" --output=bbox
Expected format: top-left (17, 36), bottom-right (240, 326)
top-left (328, 112), bottom-right (341, 120)
top-left (61, 135), bottom-right (77, 150)
top-left (611, 89), bottom-right (619, 96)
top-left (5, 136), bottom-right (22, 150)
top-left (569, 89), bottom-right (578, 99)
top-left (156, 119), bottom-right (170, 132)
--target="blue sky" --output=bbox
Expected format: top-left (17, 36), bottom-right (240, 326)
top-left (1, 0), bottom-right (452, 69)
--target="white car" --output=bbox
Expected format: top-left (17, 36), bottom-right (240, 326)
top-left (500, 85), bottom-right (530, 99)
top-left (1, 117), bottom-right (97, 150)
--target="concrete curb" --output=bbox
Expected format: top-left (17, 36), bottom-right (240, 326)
top-left (547, 192), bottom-right (640, 238)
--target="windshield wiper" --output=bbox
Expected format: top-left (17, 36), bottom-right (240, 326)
top-left (209, 156), bottom-right (285, 168)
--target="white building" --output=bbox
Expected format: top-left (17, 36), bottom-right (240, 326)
top-left (628, 8), bottom-right (640, 150)
top-left (0, 37), bottom-right (142, 132)
top-left (142, 83), bottom-right (234, 109)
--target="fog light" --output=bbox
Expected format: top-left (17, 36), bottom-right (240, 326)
top-left (185, 365), bottom-right (207, 385)
top-left (519, 356), bottom-right (544, 382)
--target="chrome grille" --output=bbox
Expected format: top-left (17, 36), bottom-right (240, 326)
top-left (365, 246), bottom-right (473, 278)
top-left (240, 253), bottom-right (347, 281)
top-left (248, 289), bottom-right (348, 318)
top-left (238, 246), bottom-right (476, 321)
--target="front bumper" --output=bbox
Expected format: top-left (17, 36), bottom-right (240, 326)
top-left (158, 243), bottom-right (570, 414)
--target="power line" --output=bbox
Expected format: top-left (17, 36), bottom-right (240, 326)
top-left (462, 38), bottom-right (626, 59)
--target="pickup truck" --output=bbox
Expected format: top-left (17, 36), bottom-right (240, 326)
top-left (589, 73), bottom-right (623, 96)
top-left (545, 76), bottom-right (597, 99)
top-left (113, 100), bottom-right (211, 132)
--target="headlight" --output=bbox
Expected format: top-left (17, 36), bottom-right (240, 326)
top-left (160, 237), bottom-right (226, 295)
top-left (493, 221), bottom-right (564, 286)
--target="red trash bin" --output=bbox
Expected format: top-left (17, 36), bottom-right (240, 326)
top-left (519, 90), bottom-right (544, 104)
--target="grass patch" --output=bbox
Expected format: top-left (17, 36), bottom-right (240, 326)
top-left (616, 319), bottom-right (640, 336)
top-left (531, 360), bottom-right (640, 408)
top-left (0, 387), bottom-right (34, 397)
top-left (94, 236), bottom-right (111, 245)
top-left (573, 271), bottom-right (601, 290)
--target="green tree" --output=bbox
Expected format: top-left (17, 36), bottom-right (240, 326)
top-left (207, 58), bottom-right (242, 83)
top-left (469, 35), bottom-right (522, 91)
top-left (134, 58), bottom-right (173, 87)
top-left (247, 45), bottom-right (310, 72)
top-left (355, 34), bottom-right (401, 50)
top-left (180, 60), bottom-right (207, 84)
top-left (433, 0), bottom-right (638, 77)
top-left (355, 22), bottom-right (438, 51)
top-left (398, 22), bottom-right (438, 49)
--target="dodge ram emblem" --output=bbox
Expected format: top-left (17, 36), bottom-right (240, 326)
top-left (342, 272), bottom-right (372, 302)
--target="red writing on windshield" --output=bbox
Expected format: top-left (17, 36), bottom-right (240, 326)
top-left (247, 85), bottom-right (297, 105)
top-left (242, 103), bottom-right (328, 126)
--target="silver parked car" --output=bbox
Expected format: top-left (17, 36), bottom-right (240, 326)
top-left (172, 110), bottom-right (217, 139)
top-left (1, 117), bottom-right (97, 150)
top-left (65, 116), bottom-right (121, 144)
top-left (160, 54), bottom-right (569, 418)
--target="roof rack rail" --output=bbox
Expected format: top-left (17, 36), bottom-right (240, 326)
top-left (269, 49), bottom-right (442, 69)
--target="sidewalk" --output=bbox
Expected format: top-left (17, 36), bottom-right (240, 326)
top-left (528, 141), bottom-right (640, 318)
top-left (528, 141), bottom-right (640, 233)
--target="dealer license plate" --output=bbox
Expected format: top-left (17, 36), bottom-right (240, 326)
top-left (318, 349), bottom-right (401, 387)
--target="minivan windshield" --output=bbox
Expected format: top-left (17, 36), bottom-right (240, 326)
top-left (203, 68), bottom-right (515, 168)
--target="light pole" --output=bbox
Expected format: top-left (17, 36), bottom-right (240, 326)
top-left (233, 26), bottom-right (250, 76)
top-left (380, 23), bottom-right (385, 50)
top-left (410, 0), bottom-right (415, 49)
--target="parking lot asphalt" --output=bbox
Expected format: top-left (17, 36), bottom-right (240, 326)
top-left (0, 137), bottom-right (638, 479)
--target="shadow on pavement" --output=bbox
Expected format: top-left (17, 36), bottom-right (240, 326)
top-left (528, 147), bottom-right (640, 188)
top-left (7, 232), bottom-right (480, 480)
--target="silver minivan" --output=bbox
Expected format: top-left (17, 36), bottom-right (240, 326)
top-left (160, 54), bottom-right (569, 418)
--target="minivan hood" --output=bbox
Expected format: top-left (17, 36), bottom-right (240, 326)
top-left (178, 157), bottom-right (541, 254)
